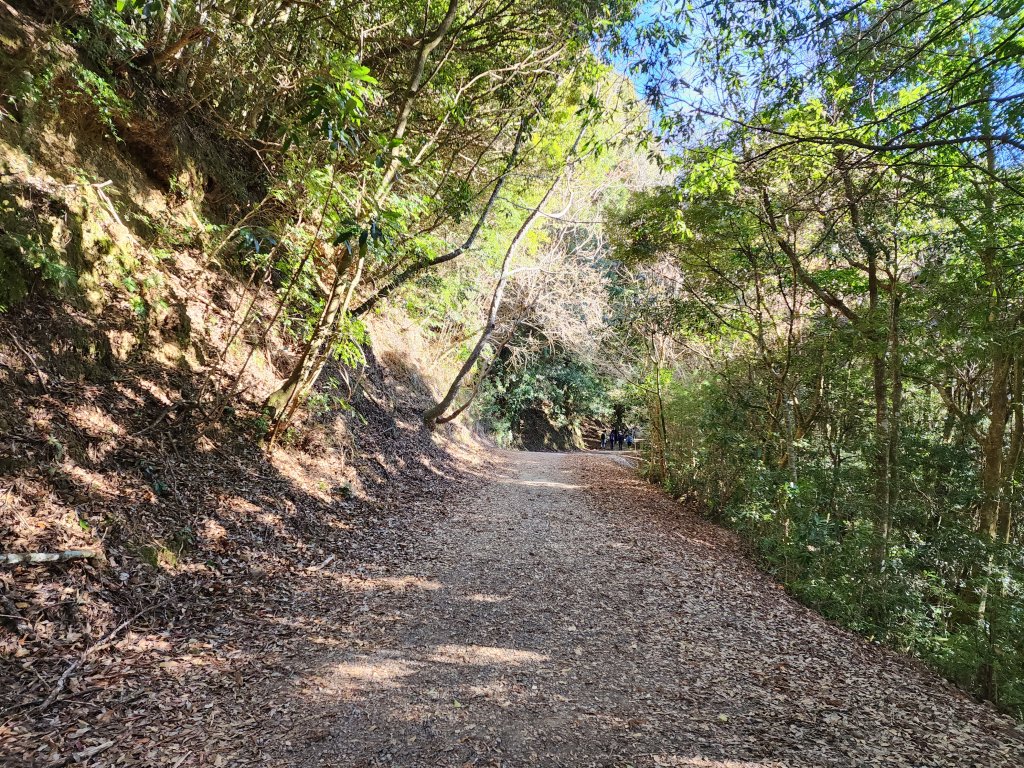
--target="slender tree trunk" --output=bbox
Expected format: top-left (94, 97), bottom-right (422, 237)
top-left (261, 6), bottom-right (462, 433)
top-left (999, 356), bottom-right (1022, 543)
top-left (155, 0), bottom-right (175, 47)
top-left (782, 393), bottom-right (799, 484)
top-left (867, 248), bottom-right (892, 571)
top-left (980, 354), bottom-right (1010, 540)
top-left (434, 337), bottom-right (510, 425)
top-left (973, 119), bottom-right (1008, 702)
top-left (838, 162), bottom-right (892, 573)
top-left (354, 115), bottom-right (529, 317)
top-left (422, 182), bottom-right (556, 427)
top-left (272, 256), bottom-right (366, 440)
top-left (888, 272), bottom-right (903, 539)
top-left (264, 247), bottom-right (358, 423)
top-left (654, 349), bottom-right (670, 483)
top-left (375, 0), bottom-right (461, 205)
top-left (264, 258), bottom-right (363, 434)
top-left (423, 119), bottom-right (586, 427)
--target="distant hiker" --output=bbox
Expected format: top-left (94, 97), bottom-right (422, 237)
top-left (599, 430), bottom-right (607, 449)
top-left (616, 430), bottom-right (625, 450)
top-left (609, 428), bottom-right (618, 449)
top-left (626, 430), bottom-right (634, 450)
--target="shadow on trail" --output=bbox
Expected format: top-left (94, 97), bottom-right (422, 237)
top-left (0, 297), bottom-right (473, 765)
top-left (251, 453), bottom-right (1024, 768)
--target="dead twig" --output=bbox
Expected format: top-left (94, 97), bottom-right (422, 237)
top-left (5, 329), bottom-right (50, 392)
top-left (36, 603), bottom-right (162, 713)
top-left (0, 550), bottom-right (98, 565)
top-left (45, 739), bottom-right (115, 768)
top-left (130, 400), bottom-right (194, 437)
top-left (92, 182), bottom-right (125, 229)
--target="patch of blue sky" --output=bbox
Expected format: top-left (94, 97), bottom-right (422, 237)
top-left (597, 0), bottom-right (1024, 165)
top-left (596, 0), bottom-right (827, 150)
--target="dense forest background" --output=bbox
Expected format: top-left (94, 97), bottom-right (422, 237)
top-left (1, 0), bottom-right (1023, 729)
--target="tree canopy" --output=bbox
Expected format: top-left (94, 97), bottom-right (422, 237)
top-left (602, 0), bottom-right (1024, 714)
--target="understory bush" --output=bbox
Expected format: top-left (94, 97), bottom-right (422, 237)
top-left (655, 370), bottom-right (1024, 717)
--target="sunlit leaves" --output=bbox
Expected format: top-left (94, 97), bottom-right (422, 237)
top-left (288, 55), bottom-right (378, 153)
top-left (683, 147), bottom-right (739, 197)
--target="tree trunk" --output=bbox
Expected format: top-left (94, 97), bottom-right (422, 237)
top-left (264, 247), bottom-right (359, 426)
top-left (375, 0), bottom-right (461, 206)
top-left (972, 98), bottom-right (1013, 701)
top-left (888, 267), bottom-right (903, 542)
top-left (276, 255), bottom-right (365, 433)
top-left (653, 349), bottom-right (670, 483)
top-left (866, 248), bottom-right (892, 575)
top-left (782, 393), bottom-right (799, 484)
top-left (837, 163), bottom-right (892, 573)
top-left (998, 356), bottom-right (1022, 543)
top-left (422, 183), bottom-right (555, 427)
top-left (354, 115), bottom-right (529, 317)
top-left (979, 354), bottom-right (1010, 539)
top-left (434, 337), bottom-right (510, 425)
top-left (423, 118), bottom-right (586, 427)
top-left (262, 5), bottom-right (462, 433)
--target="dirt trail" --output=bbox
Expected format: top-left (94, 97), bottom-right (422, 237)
top-left (250, 451), bottom-right (1024, 767)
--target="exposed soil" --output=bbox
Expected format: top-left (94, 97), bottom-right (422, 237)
top-left (231, 451), bottom-right (1024, 767)
top-left (0, 296), bottom-right (482, 768)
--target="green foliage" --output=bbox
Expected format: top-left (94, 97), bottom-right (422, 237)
top-left (30, 0), bottom-right (639, 434)
top-left (402, 270), bottom-right (477, 332)
top-left (330, 314), bottom-right (368, 369)
top-left (6, 231), bottom-right (76, 292)
top-left (66, 63), bottom-right (130, 138)
top-left (0, 192), bottom-right (80, 309)
top-left (605, 0), bottom-right (1024, 716)
top-left (14, 23), bottom-right (132, 139)
top-left (478, 343), bottom-right (611, 447)
top-left (651, 356), bottom-right (1024, 716)
top-left (287, 55), bottom-right (378, 152)
top-left (307, 376), bottom-right (354, 419)
top-left (606, 187), bottom-right (689, 266)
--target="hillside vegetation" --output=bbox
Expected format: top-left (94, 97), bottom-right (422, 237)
top-left (0, 2), bottom-right (641, 761)
top-left (605, 0), bottom-right (1024, 716)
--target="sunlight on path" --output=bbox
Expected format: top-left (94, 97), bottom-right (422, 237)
top-left (255, 452), bottom-right (1024, 767)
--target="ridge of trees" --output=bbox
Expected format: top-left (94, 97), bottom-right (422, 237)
top-left (17, 0), bottom-right (641, 439)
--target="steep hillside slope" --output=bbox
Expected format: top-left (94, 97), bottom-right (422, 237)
top-left (0, 7), bottom-right (485, 763)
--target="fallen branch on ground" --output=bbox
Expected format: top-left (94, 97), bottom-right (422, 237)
top-left (5, 328), bottom-right (50, 392)
top-left (45, 739), bottom-right (115, 768)
top-left (0, 550), bottom-right (98, 565)
top-left (37, 602), bottom-right (163, 713)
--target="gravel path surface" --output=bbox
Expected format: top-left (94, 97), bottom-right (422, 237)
top-left (256, 451), bottom-right (1024, 767)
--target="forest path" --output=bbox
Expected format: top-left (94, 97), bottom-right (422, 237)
top-left (258, 451), bottom-right (1024, 767)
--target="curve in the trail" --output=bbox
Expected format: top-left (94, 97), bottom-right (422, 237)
top-left (258, 452), bottom-right (1024, 767)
